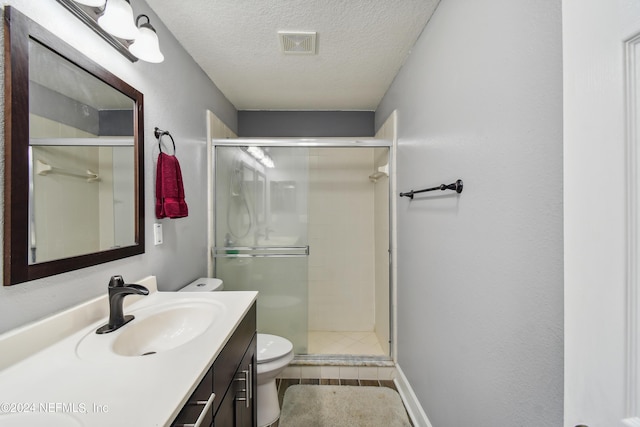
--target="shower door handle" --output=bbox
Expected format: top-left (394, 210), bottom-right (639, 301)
top-left (213, 245), bottom-right (310, 258)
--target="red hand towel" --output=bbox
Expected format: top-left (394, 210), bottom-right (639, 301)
top-left (156, 152), bottom-right (188, 219)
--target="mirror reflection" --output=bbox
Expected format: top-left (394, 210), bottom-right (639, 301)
top-left (28, 40), bottom-right (136, 265)
top-left (4, 7), bottom-right (144, 285)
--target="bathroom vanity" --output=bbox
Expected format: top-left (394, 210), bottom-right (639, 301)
top-left (172, 303), bottom-right (257, 427)
top-left (0, 276), bottom-right (257, 427)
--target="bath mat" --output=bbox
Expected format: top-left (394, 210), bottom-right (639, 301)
top-left (279, 385), bottom-right (411, 427)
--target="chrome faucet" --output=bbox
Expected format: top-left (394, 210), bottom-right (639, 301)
top-left (96, 275), bottom-right (149, 334)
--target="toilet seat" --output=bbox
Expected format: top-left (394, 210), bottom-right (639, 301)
top-left (257, 333), bottom-right (293, 363)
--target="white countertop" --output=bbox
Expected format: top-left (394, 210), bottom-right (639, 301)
top-left (0, 281), bottom-right (257, 427)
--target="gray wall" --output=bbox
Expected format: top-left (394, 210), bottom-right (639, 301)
top-left (376, 0), bottom-right (563, 426)
top-left (30, 82), bottom-right (100, 135)
top-left (0, 0), bottom-right (237, 333)
top-left (238, 110), bottom-right (374, 137)
top-left (99, 110), bottom-right (134, 136)
top-left (30, 83), bottom-right (133, 136)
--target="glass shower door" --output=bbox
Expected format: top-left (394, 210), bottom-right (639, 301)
top-left (214, 146), bottom-right (309, 354)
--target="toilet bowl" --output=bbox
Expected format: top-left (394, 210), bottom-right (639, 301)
top-left (256, 333), bottom-right (294, 427)
top-left (178, 278), bottom-right (294, 427)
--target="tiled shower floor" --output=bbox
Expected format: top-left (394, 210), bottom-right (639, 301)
top-left (308, 331), bottom-right (386, 355)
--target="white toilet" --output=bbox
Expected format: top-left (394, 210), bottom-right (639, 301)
top-left (179, 278), bottom-right (294, 427)
top-left (255, 333), bottom-right (294, 426)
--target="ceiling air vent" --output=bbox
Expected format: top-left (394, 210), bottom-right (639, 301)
top-left (278, 31), bottom-right (317, 55)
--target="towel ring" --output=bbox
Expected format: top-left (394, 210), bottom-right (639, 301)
top-left (154, 127), bottom-right (176, 154)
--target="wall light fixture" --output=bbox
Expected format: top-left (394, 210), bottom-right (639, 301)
top-left (128, 15), bottom-right (164, 63)
top-left (56, 0), bottom-right (164, 63)
top-left (97, 0), bottom-right (139, 40)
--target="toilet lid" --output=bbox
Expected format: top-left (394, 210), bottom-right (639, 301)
top-left (257, 333), bottom-right (293, 363)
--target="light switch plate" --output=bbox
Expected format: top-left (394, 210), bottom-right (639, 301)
top-left (153, 223), bottom-right (163, 245)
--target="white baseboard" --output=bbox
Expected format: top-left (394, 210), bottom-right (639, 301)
top-left (394, 364), bottom-right (433, 427)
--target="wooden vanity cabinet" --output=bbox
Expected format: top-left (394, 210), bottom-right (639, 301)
top-left (172, 303), bottom-right (257, 427)
top-left (214, 334), bottom-right (257, 427)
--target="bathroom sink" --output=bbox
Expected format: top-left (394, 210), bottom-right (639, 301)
top-left (112, 302), bottom-right (220, 356)
top-left (76, 299), bottom-right (225, 359)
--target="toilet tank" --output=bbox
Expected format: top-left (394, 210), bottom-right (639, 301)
top-left (179, 277), bottom-right (224, 292)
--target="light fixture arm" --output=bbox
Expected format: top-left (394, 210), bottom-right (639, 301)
top-left (135, 14), bottom-right (155, 31)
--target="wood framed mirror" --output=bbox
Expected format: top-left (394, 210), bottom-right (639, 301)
top-left (3, 7), bottom-right (145, 285)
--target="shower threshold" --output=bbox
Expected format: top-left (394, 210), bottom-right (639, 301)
top-left (292, 354), bottom-right (394, 367)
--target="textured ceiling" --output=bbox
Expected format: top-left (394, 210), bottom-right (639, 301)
top-left (145, 0), bottom-right (439, 111)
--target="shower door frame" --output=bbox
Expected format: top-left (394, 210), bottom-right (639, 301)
top-left (209, 138), bottom-right (396, 362)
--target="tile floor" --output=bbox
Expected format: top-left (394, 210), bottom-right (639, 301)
top-left (268, 378), bottom-right (412, 427)
top-left (279, 364), bottom-right (396, 384)
top-left (307, 331), bottom-right (386, 355)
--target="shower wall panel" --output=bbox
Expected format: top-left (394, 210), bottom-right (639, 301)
top-left (373, 147), bottom-right (391, 356)
top-left (307, 148), bottom-right (376, 332)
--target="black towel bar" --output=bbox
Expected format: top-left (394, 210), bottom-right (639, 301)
top-left (400, 179), bottom-right (463, 199)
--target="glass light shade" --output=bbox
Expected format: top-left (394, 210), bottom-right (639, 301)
top-left (98, 0), bottom-right (139, 40)
top-left (129, 25), bottom-right (164, 63)
top-left (73, 0), bottom-right (106, 7)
